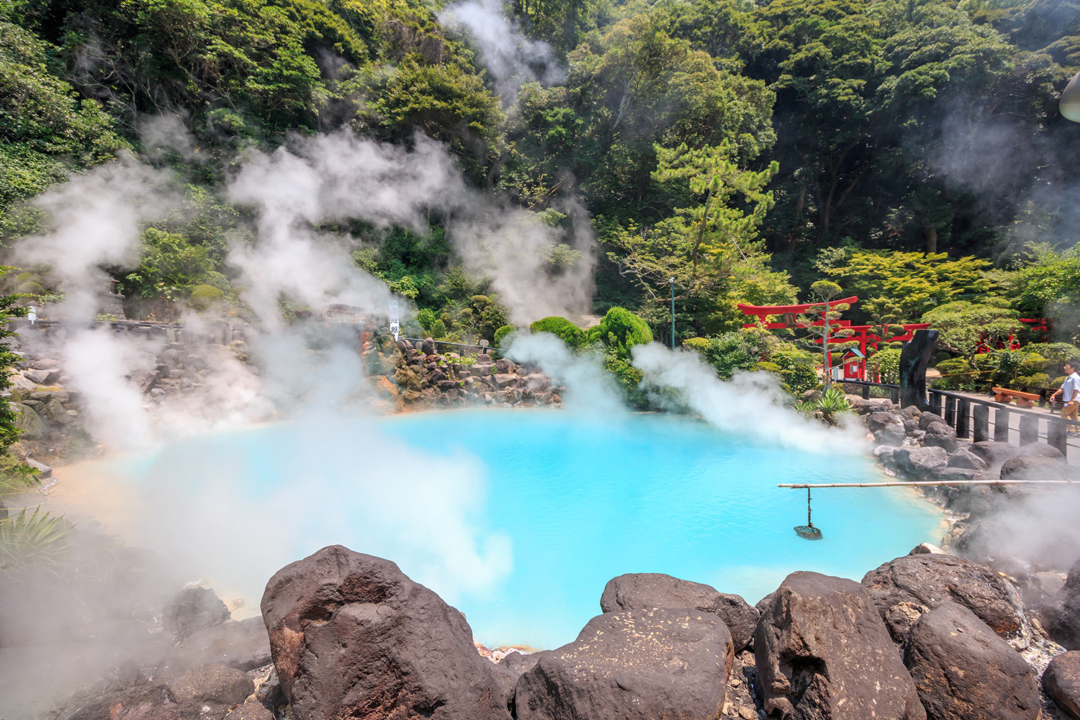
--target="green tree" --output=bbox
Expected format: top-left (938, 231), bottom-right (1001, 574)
top-left (797, 280), bottom-right (857, 389)
top-left (921, 298), bottom-right (1022, 358)
top-left (828, 250), bottom-right (993, 320)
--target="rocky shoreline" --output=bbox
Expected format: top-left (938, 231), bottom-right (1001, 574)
top-left (5, 333), bottom-right (1080, 719)
top-left (34, 542), bottom-right (1080, 720)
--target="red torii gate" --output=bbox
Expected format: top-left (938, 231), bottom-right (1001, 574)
top-left (736, 298), bottom-right (930, 380)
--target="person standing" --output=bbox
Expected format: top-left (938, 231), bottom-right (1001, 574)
top-left (1051, 359), bottom-right (1080, 435)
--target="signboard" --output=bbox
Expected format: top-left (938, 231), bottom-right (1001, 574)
top-left (388, 296), bottom-right (399, 341)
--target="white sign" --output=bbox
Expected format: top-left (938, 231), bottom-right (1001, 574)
top-left (388, 297), bottom-right (400, 341)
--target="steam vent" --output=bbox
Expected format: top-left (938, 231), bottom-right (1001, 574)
top-left (1062, 70), bottom-right (1080, 123)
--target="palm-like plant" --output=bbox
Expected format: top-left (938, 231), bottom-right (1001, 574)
top-left (0, 506), bottom-right (74, 571)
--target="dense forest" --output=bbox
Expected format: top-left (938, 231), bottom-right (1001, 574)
top-left (1, 0), bottom-right (1080, 354)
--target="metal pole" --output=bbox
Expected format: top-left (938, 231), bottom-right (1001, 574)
top-left (779, 480), bottom-right (1080, 488)
top-left (670, 277), bottom-right (675, 350)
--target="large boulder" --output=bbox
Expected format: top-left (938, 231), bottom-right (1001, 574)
top-left (599, 573), bottom-right (759, 651)
top-left (164, 587), bottom-right (231, 640)
top-left (515, 608), bottom-right (733, 720)
top-left (921, 420), bottom-right (958, 453)
top-left (754, 572), bottom-right (926, 720)
top-left (893, 446), bottom-right (949, 478)
top-left (12, 402), bottom-right (46, 440)
top-left (1000, 454), bottom-right (1075, 481)
top-left (861, 554), bottom-right (1026, 643)
top-left (1042, 557), bottom-right (1080, 650)
top-left (969, 441), bottom-right (1022, 471)
top-left (167, 663), bottom-right (255, 708)
top-left (1045, 651), bottom-right (1080, 720)
top-left (159, 617), bottom-right (272, 674)
top-left (868, 411), bottom-right (902, 432)
top-left (260, 545), bottom-right (510, 720)
top-left (947, 449), bottom-right (988, 471)
top-left (904, 603), bottom-right (1040, 720)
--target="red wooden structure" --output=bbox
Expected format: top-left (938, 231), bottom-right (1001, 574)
top-left (736, 297), bottom-right (930, 380)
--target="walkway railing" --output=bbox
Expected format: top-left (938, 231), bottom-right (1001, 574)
top-left (842, 379), bottom-right (1077, 458)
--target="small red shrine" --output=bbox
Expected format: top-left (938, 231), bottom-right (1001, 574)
top-left (736, 297), bottom-right (930, 381)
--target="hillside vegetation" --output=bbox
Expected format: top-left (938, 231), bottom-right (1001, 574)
top-left (1, 0), bottom-right (1079, 347)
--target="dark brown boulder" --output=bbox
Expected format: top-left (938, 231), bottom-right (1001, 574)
top-left (1045, 651), bottom-right (1080, 719)
top-left (754, 572), bottom-right (926, 720)
top-left (260, 545), bottom-right (510, 720)
top-left (904, 603), bottom-right (1040, 720)
top-left (168, 663), bottom-right (254, 707)
top-left (515, 608), bottom-right (733, 720)
top-left (861, 554), bottom-right (1025, 642)
top-left (1042, 557), bottom-right (1080, 650)
top-left (599, 572), bottom-right (759, 651)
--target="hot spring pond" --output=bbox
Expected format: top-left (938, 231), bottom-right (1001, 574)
top-left (100, 409), bottom-right (944, 649)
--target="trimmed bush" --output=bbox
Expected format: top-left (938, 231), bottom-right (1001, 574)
top-left (589, 307), bottom-right (653, 358)
top-left (529, 316), bottom-right (585, 348)
top-left (769, 346), bottom-right (819, 395)
top-left (189, 284), bottom-right (224, 310)
top-left (1014, 373), bottom-right (1051, 389)
top-left (494, 324), bottom-right (516, 347)
top-left (682, 337), bottom-right (710, 353)
top-left (934, 357), bottom-right (976, 390)
top-left (868, 348), bottom-right (902, 384)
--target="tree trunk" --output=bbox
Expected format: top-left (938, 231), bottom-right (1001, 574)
top-left (924, 224), bottom-right (938, 253)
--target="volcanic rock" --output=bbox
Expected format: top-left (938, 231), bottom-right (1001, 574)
top-left (905, 603), bottom-right (1040, 720)
top-left (754, 571), bottom-right (926, 720)
top-left (12, 402), bottom-right (46, 440)
top-left (947, 448), bottom-right (988, 471)
top-left (160, 617), bottom-right (272, 673)
top-left (599, 572), bottom-right (758, 651)
top-left (164, 587), bottom-right (231, 640)
top-left (495, 358), bottom-right (516, 374)
top-left (1000, 454), bottom-right (1074, 481)
top-left (515, 608), bottom-right (733, 720)
top-left (494, 373), bottom-right (517, 388)
top-left (876, 423), bottom-right (908, 446)
top-left (8, 372), bottom-right (37, 400)
top-left (167, 663), bottom-right (254, 707)
top-left (918, 413), bottom-right (945, 430)
top-left (524, 374), bottom-right (550, 393)
top-left (224, 697), bottom-right (275, 720)
top-left (867, 411), bottom-right (899, 431)
top-left (970, 440), bottom-right (1021, 470)
top-left (1045, 652), bottom-right (1080, 719)
top-left (421, 338), bottom-right (436, 355)
top-left (25, 368), bottom-right (59, 385)
top-left (1041, 557), bottom-right (1080, 650)
top-left (260, 545), bottom-right (510, 720)
top-left (893, 446), bottom-right (949, 478)
top-left (861, 554), bottom-right (1025, 642)
top-left (921, 422), bottom-right (958, 453)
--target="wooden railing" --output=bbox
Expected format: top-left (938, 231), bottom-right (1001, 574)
top-left (841, 380), bottom-right (1076, 458)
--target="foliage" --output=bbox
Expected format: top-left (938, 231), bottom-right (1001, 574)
top-left (1003, 245), bottom-right (1080, 343)
top-left (796, 280), bottom-right (857, 388)
top-left (932, 357), bottom-right (979, 390)
top-left (529, 316), bottom-right (585, 348)
top-left (796, 387), bottom-right (851, 425)
top-left (921, 298), bottom-right (1022, 358)
top-left (868, 347), bottom-right (902, 384)
top-left (687, 328), bottom-right (774, 380)
top-left (829, 251), bottom-right (994, 321)
top-left (494, 324), bottom-right (516, 347)
top-left (0, 506), bottom-right (74, 572)
top-left (588, 307), bottom-right (653, 358)
top-left (118, 228), bottom-right (226, 300)
top-left (768, 345), bottom-right (819, 395)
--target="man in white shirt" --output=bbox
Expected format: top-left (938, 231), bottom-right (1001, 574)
top-left (1051, 359), bottom-right (1080, 435)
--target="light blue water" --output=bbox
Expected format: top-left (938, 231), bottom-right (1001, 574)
top-left (106, 410), bottom-right (944, 650)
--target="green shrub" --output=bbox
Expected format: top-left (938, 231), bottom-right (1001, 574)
top-left (769, 346), bottom-right (819, 395)
top-left (933, 357), bottom-right (977, 390)
top-left (1018, 353), bottom-right (1049, 375)
top-left (1013, 373), bottom-right (1051, 389)
top-left (682, 337), bottom-right (710, 353)
top-left (430, 319), bottom-right (447, 339)
top-left (189, 284), bottom-right (224, 310)
top-left (494, 325), bottom-right (516, 347)
top-left (530, 316), bottom-right (585, 348)
top-left (1039, 343), bottom-right (1080, 375)
top-left (416, 308), bottom-right (436, 332)
top-left (868, 348), bottom-right (902, 384)
top-left (589, 307), bottom-right (653, 358)
top-left (690, 329), bottom-right (773, 380)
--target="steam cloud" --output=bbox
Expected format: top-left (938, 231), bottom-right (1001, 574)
top-left (439, 0), bottom-right (566, 105)
top-left (631, 343), bottom-right (868, 454)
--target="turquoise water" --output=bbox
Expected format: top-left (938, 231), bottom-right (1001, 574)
top-left (107, 410), bottom-right (943, 649)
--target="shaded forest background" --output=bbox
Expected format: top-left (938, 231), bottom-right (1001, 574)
top-left (2, 0), bottom-right (1080, 347)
